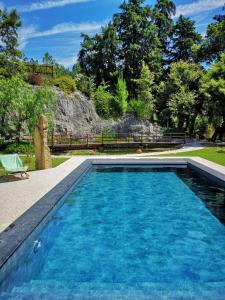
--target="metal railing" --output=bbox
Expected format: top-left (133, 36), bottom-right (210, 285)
top-left (50, 132), bottom-right (186, 150)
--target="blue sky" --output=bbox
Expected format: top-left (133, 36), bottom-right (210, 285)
top-left (1, 0), bottom-right (224, 67)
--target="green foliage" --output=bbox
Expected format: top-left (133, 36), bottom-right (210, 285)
top-left (170, 15), bottom-right (202, 63)
top-left (161, 61), bottom-right (203, 131)
top-left (79, 23), bottom-right (119, 88)
top-left (114, 0), bottom-right (162, 94)
top-left (200, 10), bottom-right (225, 63)
top-left (42, 52), bottom-right (56, 65)
top-left (5, 142), bottom-right (34, 154)
top-left (0, 9), bottom-right (21, 58)
top-left (200, 54), bottom-right (225, 140)
top-left (115, 76), bottom-right (128, 114)
top-left (0, 9), bottom-right (24, 77)
top-left (0, 76), bottom-right (55, 139)
top-left (152, 0), bottom-right (176, 56)
top-left (53, 76), bottom-right (76, 94)
top-left (94, 84), bottom-right (116, 119)
top-left (168, 86), bottom-right (196, 128)
top-left (134, 63), bottom-right (156, 119)
top-left (194, 115), bottom-right (210, 137)
top-left (129, 99), bottom-right (148, 118)
top-left (75, 73), bottom-right (95, 99)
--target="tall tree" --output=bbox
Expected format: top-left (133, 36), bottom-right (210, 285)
top-left (200, 7), bottom-right (225, 63)
top-left (42, 52), bottom-right (56, 65)
top-left (170, 15), bottom-right (202, 63)
top-left (133, 63), bottom-right (156, 119)
top-left (78, 22), bottom-right (119, 87)
top-left (113, 0), bottom-right (162, 96)
top-left (160, 61), bottom-right (203, 132)
top-left (152, 0), bottom-right (176, 57)
top-left (0, 9), bottom-right (22, 77)
top-left (0, 9), bottom-right (21, 58)
top-left (200, 54), bottom-right (225, 141)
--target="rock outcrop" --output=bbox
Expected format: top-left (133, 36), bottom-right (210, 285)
top-left (55, 89), bottom-right (114, 135)
top-left (54, 89), bottom-right (162, 136)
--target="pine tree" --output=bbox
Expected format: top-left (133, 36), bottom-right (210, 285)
top-left (113, 0), bottom-right (162, 96)
top-left (170, 15), bottom-right (202, 63)
top-left (152, 0), bottom-right (176, 55)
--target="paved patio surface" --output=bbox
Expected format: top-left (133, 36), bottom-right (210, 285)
top-left (0, 155), bottom-right (225, 233)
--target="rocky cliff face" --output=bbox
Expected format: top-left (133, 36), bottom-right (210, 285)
top-left (54, 89), bottom-right (162, 136)
top-left (55, 89), bottom-right (114, 135)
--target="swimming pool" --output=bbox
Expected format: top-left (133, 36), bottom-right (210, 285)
top-left (0, 162), bottom-right (225, 299)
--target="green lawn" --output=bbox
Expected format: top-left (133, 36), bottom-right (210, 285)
top-left (156, 147), bottom-right (225, 167)
top-left (0, 156), bottom-right (68, 176)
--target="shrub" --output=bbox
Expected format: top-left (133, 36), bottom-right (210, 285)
top-left (5, 142), bottom-right (34, 155)
top-left (75, 74), bottom-right (95, 99)
top-left (115, 76), bottom-right (128, 115)
top-left (94, 84), bottom-right (114, 119)
top-left (129, 99), bottom-right (148, 118)
top-left (53, 76), bottom-right (76, 93)
top-left (28, 74), bottom-right (43, 86)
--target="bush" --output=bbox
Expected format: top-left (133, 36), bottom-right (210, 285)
top-left (53, 76), bottom-right (76, 93)
top-left (28, 74), bottom-right (43, 86)
top-left (75, 74), bottom-right (95, 99)
top-left (115, 76), bottom-right (128, 115)
top-left (129, 99), bottom-right (148, 118)
top-left (5, 142), bottom-right (34, 155)
top-left (94, 84), bottom-right (120, 119)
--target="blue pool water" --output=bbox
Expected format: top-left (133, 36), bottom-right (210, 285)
top-left (1, 166), bottom-right (225, 299)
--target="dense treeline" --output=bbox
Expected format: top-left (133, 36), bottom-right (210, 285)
top-left (77, 0), bottom-right (225, 140)
top-left (0, 1), bottom-right (225, 141)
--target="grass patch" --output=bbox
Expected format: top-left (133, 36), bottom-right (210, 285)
top-left (156, 147), bottom-right (225, 167)
top-left (0, 156), bottom-right (68, 176)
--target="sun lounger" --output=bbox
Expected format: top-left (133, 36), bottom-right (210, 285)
top-left (0, 154), bottom-right (29, 178)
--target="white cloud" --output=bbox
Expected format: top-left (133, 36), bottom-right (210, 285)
top-left (57, 55), bottom-right (77, 68)
top-left (18, 20), bottom-right (107, 50)
top-left (0, 1), bottom-right (4, 10)
top-left (33, 21), bottom-right (106, 37)
top-left (16, 0), bottom-right (93, 13)
top-left (18, 25), bottom-right (37, 49)
top-left (176, 0), bottom-right (224, 17)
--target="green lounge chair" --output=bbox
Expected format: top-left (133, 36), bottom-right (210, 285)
top-left (0, 154), bottom-right (29, 178)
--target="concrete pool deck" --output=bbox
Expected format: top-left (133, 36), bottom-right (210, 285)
top-left (0, 155), bottom-right (225, 233)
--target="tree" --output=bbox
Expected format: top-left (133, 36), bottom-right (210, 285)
top-left (94, 83), bottom-right (117, 119)
top-left (113, 0), bottom-right (162, 96)
top-left (168, 86), bottom-right (196, 130)
top-left (170, 15), bottom-right (202, 63)
top-left (200, 7), bottom-right (225, 63)
top-left (152, 0), bottom-right (176, 57)
top-left (42, 52), bottom-right (56, 65)
top-left (161, 61), bottom-right (203, 132)
top-left (0, 9), bottom-right (23, 77)
top-left (0, 9), bottom-right (21, 58)
top-left (78, 22), bottom-right (119, 88)
top-left (0, 76), bottom-right (55, 139)
top-left (200, 54), bottom-right (225, 141)
top-left (115, 75), bottom-right (128, 114)
top-left (133, 63), bottom-right (156, 119)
